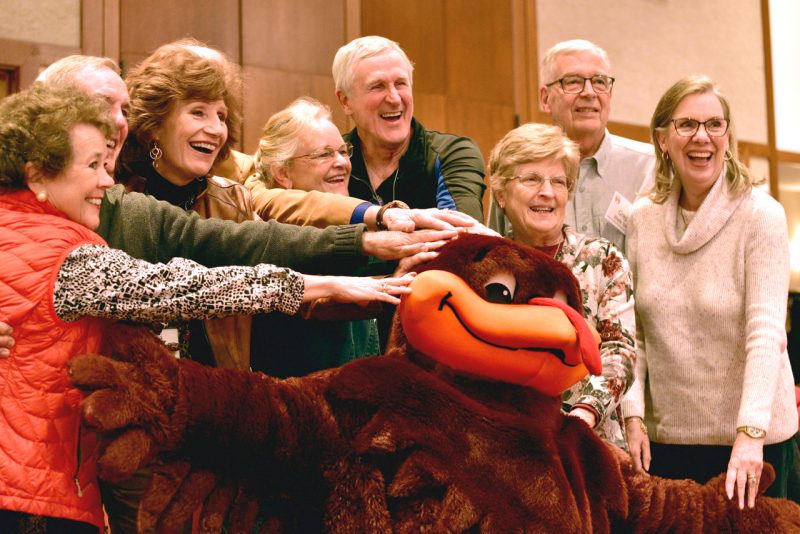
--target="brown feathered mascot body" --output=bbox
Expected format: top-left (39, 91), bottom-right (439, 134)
top-left (69, 235), bottom-right (800, 533)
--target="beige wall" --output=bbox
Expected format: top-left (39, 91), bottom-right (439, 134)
top-left (0, 0), bottom-right (80, 48)
top-left (537, 0), bottom-right (767, 144)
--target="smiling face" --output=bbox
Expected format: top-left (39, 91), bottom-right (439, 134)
top-left (336, 50), bottom-right (413, 150)
top-left (656, 91), bottom-right (729, 206)
top-left (153, 99), bottom-right (228, 186)
top-left (31, 124), bottom-right (114, 230)
top-left (275, 119), bottom-right (352, 196)
top-left (495, 157), bottom-right (568, 247)
top-left (540, 51), bottom-right (611, 154)
top-left (76, 66), bottom-right (129, 168)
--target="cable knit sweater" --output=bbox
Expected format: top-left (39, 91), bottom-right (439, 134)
top-left (621, 175), bottom-right (797, 445)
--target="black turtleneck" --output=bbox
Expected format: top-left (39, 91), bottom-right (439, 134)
top-left (142, 170), bottom-right (206, 212)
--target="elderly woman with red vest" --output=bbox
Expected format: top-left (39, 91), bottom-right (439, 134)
top-left (0, 85), bottom-right (411, 533)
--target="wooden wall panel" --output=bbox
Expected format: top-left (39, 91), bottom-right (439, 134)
top-left (119, 0), bottom-right (241, 72)
top-left (242, 0), bottom-right (344, 74)
top-left (240, 0), bottom-right (352, 154)
top-left (82, 0), bottom-right (120, 60)
top-left (359, 0), bottom-right (515, 152)
top-left (446, 98), bottom-right (515, 161)
top-left (413, 93), bottom-right (447, 132)
top-left (242, 66), bottom-right (346, 153)
top-left (444, 0), bottom-right (513, 106)
top-left (360, 0), bottom-right (445, 96)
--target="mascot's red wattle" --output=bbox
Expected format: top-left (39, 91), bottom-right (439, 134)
top-left (68, 235), bottom-right (800, 533)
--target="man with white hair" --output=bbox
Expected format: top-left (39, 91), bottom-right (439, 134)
top-left (490, 39), bottom-right (654, 250)
top-left (333, 35), bottom-right (486, 222)
top-left (37, 55), bottom-right (130, 167)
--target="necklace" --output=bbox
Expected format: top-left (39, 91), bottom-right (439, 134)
top-left (679, 206), bottom-right (695, 228)
top-left (553, 239), bottom-right (564, 259)
top-left (534, 240), bottom-right (563, 259)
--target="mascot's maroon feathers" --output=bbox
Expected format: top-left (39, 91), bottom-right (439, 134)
top-left (68, 235), bottom-right (800, 533)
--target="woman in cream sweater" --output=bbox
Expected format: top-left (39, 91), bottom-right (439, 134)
top-left (623, 75), bottom-right (797, 508)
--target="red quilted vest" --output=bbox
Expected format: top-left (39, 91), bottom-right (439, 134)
top-left (0, 189), bottom-right (107, 528)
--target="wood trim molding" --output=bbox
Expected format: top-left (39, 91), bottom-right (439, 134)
top-left (761, 0), bottom-right (779, 198)
top-left (0, 37), bottom-right (80, 89)
top-left (81, 0), bottom-right (120, 61)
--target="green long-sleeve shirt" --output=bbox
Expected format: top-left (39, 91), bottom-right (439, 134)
top-left (96, 184), bottom-right (367, 274)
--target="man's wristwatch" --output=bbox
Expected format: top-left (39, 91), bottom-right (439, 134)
top-left (736, 426), bottom-right (767, 439)
top-left (375, 200), bottom-right (410, 230)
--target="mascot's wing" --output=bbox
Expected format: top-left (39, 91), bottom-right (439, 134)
top-left (613, 450), bottom-right (800, 533)
top-left (69, 323), bottom-right (341, 534)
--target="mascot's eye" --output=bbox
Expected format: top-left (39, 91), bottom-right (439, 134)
top-left (483, 272), bottom-right (516, 304)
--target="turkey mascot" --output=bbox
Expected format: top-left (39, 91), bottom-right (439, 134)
top-left (69, 235), bottom-right (800, 533)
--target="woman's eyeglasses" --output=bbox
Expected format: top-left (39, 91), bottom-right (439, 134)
top-left (290, 143), bottom-right (354, 164)
top-left (510, 172), bottom-right (569, 192)
top-left (670, 118), bottom-right (729, 137)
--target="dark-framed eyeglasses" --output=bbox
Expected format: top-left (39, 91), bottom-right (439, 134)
top-left (670, 118), bottom-right (729, 137)
top-left (510, 171), bottom-right (570, 192)
top-left (291, 142), bottom-right (354, 164)
top-left (545, 74), bottom-right (615, 94)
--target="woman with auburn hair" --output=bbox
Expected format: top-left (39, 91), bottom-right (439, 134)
top-left (622, 75), bottom-right (797, 508)
top-left (117, 38), bottom-right (253, 370)
top-left (488, 122), bottom-right (637, 451)
top-left (111, 39), bottom-right (414, 532)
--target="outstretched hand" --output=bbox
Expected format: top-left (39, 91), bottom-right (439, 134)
top-left (302, 273), bottom-right (414, 306)
top-left (362, 229), bottom-right (458, 260)
top-left (68, 323), bottom-right (185, 483)
top-left (382, 207), bottom-right (478, 233)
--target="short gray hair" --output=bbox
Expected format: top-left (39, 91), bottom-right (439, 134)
top-left (332, 35), bottom-right (414, 95)
top-left (254, 97), bottom-right (334, 187)
top-left (37, 55), bottom-right (120, 87)
top-left (540, 39), bottom-right (610, 85)
top-left (488, 122), bottom-right (580, 199)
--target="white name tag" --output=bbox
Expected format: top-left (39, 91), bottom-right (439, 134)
top-left (604, 191), bottom-right (633, 234)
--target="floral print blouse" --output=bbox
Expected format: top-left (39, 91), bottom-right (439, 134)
top-left (557, 225), bottom-right (637, 450)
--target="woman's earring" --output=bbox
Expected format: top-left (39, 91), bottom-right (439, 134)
top-left (724, 150), bottom-right (733, 161)
top-left (35, 190), bottom-right (47, 203)
top-left (150, 141), bottom-right (163, 169)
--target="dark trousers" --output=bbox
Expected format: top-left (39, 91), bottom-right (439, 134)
top-left (649, 437), bottom-right (795, 498)
top-left (0, 510), bottom-right (99, 534)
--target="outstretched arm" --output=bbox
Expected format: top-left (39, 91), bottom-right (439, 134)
top-left (613, 447), bottom-right (800, 533)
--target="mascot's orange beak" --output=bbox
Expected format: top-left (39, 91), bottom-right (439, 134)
top-left (399, 270), bottom-right (602, 397)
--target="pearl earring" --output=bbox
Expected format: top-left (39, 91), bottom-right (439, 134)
top-left (36, 191), bottom-right (48, 202)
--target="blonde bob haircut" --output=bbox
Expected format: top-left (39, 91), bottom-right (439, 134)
top-left (488, 122), bottom-right (580, 200)
top-left (540, 39), bottom-right (610, 86)
top-left (650, 74), bottom-right (753, 204)
top-left (332, 35), bottom-right (414, 96)
top-left (120, 38), bottom-right (243, 170)
top-left (254, 97), bottom-right (334, 187)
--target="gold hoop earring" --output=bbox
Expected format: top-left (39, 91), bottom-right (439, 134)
top-left (35, 190), bottom-right (48, 203)
top-left (150, 141), bottom-right (163, 169)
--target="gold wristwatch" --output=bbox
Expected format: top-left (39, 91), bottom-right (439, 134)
top-left (736, 426), bottom-right (766, 439)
